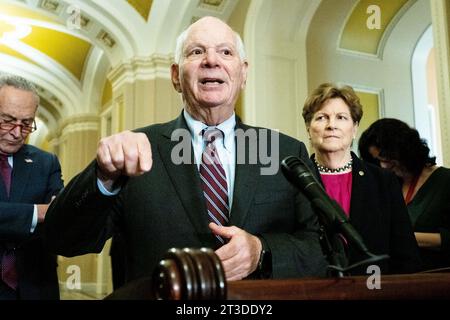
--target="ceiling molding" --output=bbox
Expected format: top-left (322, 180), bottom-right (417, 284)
top-left (59, 113), bottom-right (99, 136)
top-left (96, 29), bottom-right (115, 48)
top-left (35, 103), bottom-right (56, 132)
top-left (107, 54), bottom-right (173, 90)
top-left (39, 0), bottom-right (62, 14)
top-left (0, 53), bottom-right (82, 117)
top-left (81, 47), bottom-right (110, 114)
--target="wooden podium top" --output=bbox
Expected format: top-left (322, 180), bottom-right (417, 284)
top-left (106, 248), bottom-right (450, 300)
top-left (227, 272), bottom-right (450, 300)
top-left (106, 272), bottom-right (450, 300)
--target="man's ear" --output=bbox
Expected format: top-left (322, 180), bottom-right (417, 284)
top-left (240, 61), bottom-right (249, 89)
top-left (171, 64), bottom-right (182, 93)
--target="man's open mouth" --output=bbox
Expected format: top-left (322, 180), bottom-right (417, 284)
top-left (200, 78), bottom-right (224, 84)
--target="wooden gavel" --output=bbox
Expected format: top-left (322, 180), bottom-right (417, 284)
top-left (152, 247), bottom-right (227, 300)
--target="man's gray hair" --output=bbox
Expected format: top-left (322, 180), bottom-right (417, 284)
top-left (173, 26), bottom-right (247, 64)
top-left (0, 74), bottom-right (40, 106)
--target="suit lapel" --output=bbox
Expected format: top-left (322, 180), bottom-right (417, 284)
top-left (229, 121), bottom-right (260, 228)
top-left (158, 114), bottom-right (262, 235)
top-left (10, 146), bottom-right (32, 202)
top-left (158, 114), bottom-right (215, 244)
top-left (230, 163), bottom-right (260, 228)
top-left (0, 173), bottom-right (8, 199)
top-left (349, 154), bottom-right (365, 227)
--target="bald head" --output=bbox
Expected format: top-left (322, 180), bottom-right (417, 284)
top-left (170, 15), bottom-right (248, 124)
top-left (174, 16), bottom-right (246, 64)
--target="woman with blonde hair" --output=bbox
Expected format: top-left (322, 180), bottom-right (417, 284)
top-left (302, 83), bottom-right (421, 274)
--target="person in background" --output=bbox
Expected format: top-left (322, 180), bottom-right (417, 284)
top-left (43, 16), bottom-right (327, 288)
top-left (359, 118), bottom-right (450, 270)
top-left (302, 83), bottom-right (421, 275)
top-left (0, 75), bottom-right (63, 300)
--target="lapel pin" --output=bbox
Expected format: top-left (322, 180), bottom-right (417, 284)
top-left (25, 158), bottom-right (33, 163)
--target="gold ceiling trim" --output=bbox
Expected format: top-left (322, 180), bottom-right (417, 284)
top-left (22, 25), bottom-right (92, 80)
top-left (101, 79), bottom-right (112, 107)
top-left (38, 95), bottom-right (62, 122)
top-left (127, 0), bottom-right (153, 21)
top-left (0, 2), bottom-right (93, 82)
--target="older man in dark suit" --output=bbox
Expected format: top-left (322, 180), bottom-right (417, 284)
top-left (0, 75), bottom-right (63, 299)
top-left (44, 17), bottom-right (327, 286)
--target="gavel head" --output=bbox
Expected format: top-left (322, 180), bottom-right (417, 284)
top-left (152, 247), bottom-right (227, 300)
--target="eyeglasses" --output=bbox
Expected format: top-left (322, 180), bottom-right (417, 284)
top-left (0, 120), bottom-right (37, 135)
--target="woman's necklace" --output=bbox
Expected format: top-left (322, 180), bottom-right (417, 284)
top-left (315, 158), bottom-right (353, 173)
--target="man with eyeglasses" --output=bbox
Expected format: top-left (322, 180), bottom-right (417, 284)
top-left (0, 75), bottom-right (63, 300)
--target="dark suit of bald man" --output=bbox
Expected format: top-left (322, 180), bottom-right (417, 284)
top-left (44, 113), bottom-right (327, 285)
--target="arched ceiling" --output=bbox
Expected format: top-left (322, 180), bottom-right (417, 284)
top-left (0, 0), bottom-right (156, 133)
top-left (307, 0), bottom-right (432, 128)
top-left (339, 0), bottom-right (411, 56)
top-left (0, 1), bottom-right (92, 81)
top-left (0, 0), bottom-right (241, 139)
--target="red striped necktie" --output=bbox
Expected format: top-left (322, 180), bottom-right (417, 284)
top-left (1, 250), bottom-right (17, 290)
top-left (0, 155), bottom-right (17, 290)
top-left (0, 155), bottom-right (11, 197)
top-left (199, 128), bottom-right (230, 245)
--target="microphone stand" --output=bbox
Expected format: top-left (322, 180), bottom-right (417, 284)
top-left (280, 156), bottom-right (389, 277)
top-left (318, 224), bottom-right (346, 278)
top-left (312, 198), bottom-right (389, 277)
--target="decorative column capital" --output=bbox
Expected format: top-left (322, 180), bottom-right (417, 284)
top-left (58, 114), bottom-right (100, 137)
top-left (107, 54), bottom-right (174, 91)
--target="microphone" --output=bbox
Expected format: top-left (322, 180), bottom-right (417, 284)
top-left (281, 156), bottom-right (371, 255)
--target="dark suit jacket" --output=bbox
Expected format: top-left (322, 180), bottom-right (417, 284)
top-left (0, 144), bottom-right (63, 299)
top-left (44, 113), bottom-right (327, 284)
top-left (312, 152), bottom-right (422, 275)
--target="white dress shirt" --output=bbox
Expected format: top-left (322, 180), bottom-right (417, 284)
top-left (183, 109), bottom-right (236, 209)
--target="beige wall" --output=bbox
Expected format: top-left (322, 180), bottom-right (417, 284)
top-left (112, 78), bottom-right (182, 130)
top-left (227, 0), bottom-right (251, 119)
top-left (243, 0), bottom-right (318, 143)
top-left (50, 116), bottom-right (103, 295)
top-left (59, 130), bottom-right (98, 180)
top-left (355, 91), bottom-right (380, 141)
